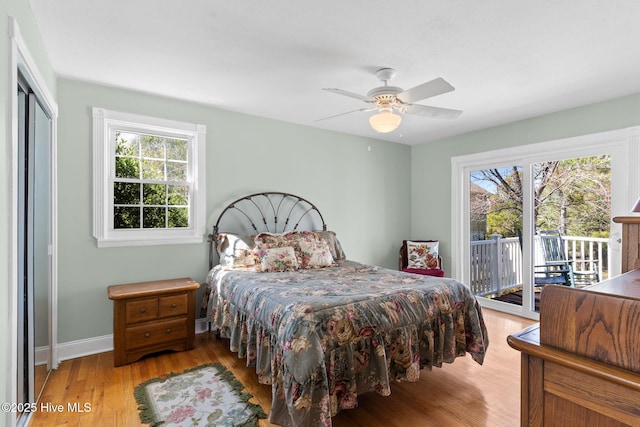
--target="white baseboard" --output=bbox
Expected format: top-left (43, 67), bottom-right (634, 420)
top-left (35, 346), bottom-right (52, 366)
top-left (58, 334), bottom-right (114, 362)
top-left (41, 318), bottom-right (212, 365)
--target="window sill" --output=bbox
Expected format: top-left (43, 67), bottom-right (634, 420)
top-left (96, 234), bottom-right (204, 248)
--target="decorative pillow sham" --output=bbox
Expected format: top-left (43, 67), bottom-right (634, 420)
top-left (314, 231), bottom-right (346, 263)
top-left (406, 240), bottom-right (439, 270)
top-left (258, 246), bottom-right (299, 272)
top-left (217, 233), bottom-right (259, 270)
top-left (254, 232), bottom-right (287, 248)
top-left (254, 230), bottom-right (339, 269)
top-left (298, 239), bottom-right (335, 268)
top-left (255, 231), bottom-right (325, 245)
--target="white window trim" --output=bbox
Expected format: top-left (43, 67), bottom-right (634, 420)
top-left (93, 108), bottom-right (206, 247)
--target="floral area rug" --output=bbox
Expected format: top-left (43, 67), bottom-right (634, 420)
top-left (134, 363), bottom-right (267, 427)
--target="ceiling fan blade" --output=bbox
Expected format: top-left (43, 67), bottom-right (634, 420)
top-left (316, 107), bottom-right (377, 121)
top-left (403, 103), bottom-right (463, 119)
top-left (322, 88), bottom-right (373, 102)
top-left (397, 77), bottom-right (455, 103)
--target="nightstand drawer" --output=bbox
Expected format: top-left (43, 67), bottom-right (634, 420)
top-left (125, 318), bottom-right (187, 350)
top-left (125, 298), bottom-right (159, 324)
top-left (159, 294), bottom-right (188, 318)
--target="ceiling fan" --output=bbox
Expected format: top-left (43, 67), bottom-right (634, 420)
top-left (321, 68), bottom-right (462, 133)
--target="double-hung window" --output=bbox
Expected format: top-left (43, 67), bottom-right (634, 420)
top-left (93, 108), bottom-right (206, 247)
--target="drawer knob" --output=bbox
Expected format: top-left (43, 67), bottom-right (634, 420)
top-left (144, 332), bottom-right (150, 337)
top-left (140, 308), bottom-right (146, 313)
top-left (166, 328), bottom-right (172, 333)
top-left (171, 303), bottom-right (177, 308)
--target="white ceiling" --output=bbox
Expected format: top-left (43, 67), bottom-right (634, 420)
top-left (28, 0), bottom-right (640, 145)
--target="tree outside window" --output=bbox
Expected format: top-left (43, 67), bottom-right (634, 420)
top-left (113, 132), bottom-right (189, 229)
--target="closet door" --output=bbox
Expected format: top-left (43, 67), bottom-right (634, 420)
top-left (16, 78), bottom-right (53, 425)
top-left (16, 80), bottom-right (33, 415)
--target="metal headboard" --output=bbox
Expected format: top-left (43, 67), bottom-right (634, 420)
top-left (208, 192), bottom-right (327, 269)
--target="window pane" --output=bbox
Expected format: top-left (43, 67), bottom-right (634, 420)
top-left (469, 166), bottom-right (523, 306)
top-left (167, 185), bottom-right (189, 205)
top-left (143, 183), bottom-right (166, 205)
top-left (141, 159), bottom-right (165, 180)
top-left (166, 139), bottom-right (188, 161)
top-left (166, 161), bottom-right (187, 181)
top-left (115, 132), bottom-right (139, 156)
top-left (141, 135), bottom-right (165, 159)
top-left (168, 207), bottom-right (189, 228)
top-left (114, 206), bottom-right (140, 228)
top-left (115, 157), bottom-right (140, 179)
top-left (114, 182), bottom-right (140, 204)
top-left (533, 155), bottom-right (611, 285)
top-left (143, 207), bottom-right (166, 228)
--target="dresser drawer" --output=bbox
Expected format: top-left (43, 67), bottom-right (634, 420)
top-left (125, 298), bottom-right (159, 324)
top-left (125, 318), bottom-right (187, 350)
top-left (159, 294), bottom-right (188, 318)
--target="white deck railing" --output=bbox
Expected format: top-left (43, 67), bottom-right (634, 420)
top-left (470, 234), bottom-right (608, 297)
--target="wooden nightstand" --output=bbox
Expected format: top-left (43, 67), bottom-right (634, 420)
top-left (107, 278), bottom-right (200, 367)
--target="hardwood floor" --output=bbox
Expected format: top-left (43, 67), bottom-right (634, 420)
top-left (29, 309), bottom-right (534, 427)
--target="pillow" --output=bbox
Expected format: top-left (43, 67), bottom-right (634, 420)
top-left (254, 230), bottom-right (343, 267)
top-left (406, 240), bottom-right (439, 270)
top-left (217, 233), bottom-right (259, 270)
top-left (314, 231), bottom-right (346, 263)
top-left (298, 239), bottom-right (335, 268)
top-left (254, 232), bottom-right (287, 248)
top-left (258, 246), bottom-right (299, 272)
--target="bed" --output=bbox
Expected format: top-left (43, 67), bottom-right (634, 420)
top-left (204, 192), bottom-right (488, 427)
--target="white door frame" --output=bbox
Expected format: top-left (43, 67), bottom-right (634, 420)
top-left (8, 16), bottom-right (59, 426)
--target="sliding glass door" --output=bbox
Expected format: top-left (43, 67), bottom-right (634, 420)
top-left (467, 156), bottom-right (611, 316)
top-left (469, 165), bottom-right (524, 307)
top-left (452, 130), bottom-right (632, 319)
top-left (532, 156), bottom-right (611, 286)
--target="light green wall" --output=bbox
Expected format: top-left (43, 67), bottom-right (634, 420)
top-left (56, 78), bottom-right (412, 343)
top-left (1, 1), bottom-right (57, 424)
top-left (411, 92), bottom-right (640, 272)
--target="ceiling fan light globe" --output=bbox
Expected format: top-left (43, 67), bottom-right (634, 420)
top-left (369, 111), bottom-right (402, 133)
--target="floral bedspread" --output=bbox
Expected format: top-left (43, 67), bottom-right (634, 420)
top-left (205, 261), bottom-right (488, 427)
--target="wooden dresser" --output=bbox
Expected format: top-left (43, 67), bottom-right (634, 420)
top-left (612, 216), bottom-right (640, 273)
top-left (108, 278), bottom-right (200, 367)
top-left (507, 271), bottom-right (640, 426)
